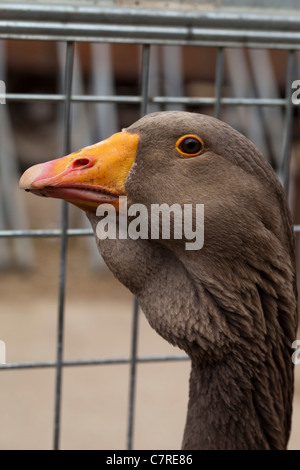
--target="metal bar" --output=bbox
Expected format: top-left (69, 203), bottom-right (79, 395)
top-left (5, 93), bottom-right (65, 102)
top-left (1, 4), bottom-right (300, 30)
top-left (3, 93), bottom-right (293, 107)
top-left (4, 93), bottom-right (141, 103)
top-left (2, 225), bottom-right (300, 239)
top-left (53, 41), bottom-right (74, 452)
top-left (0, 229), bottom-right (93, 238)
top-left (126, 44), bottom-right (151, 452)
top-left (2, 1), bottom-right (300, 50)
top-left (0, 4), bottom-right (300, 30)
top-left (0, 355), bottom-right (189, 371)
top-left (281, 50), bottom-right (295, 192)
top-left (140, 45), bottom-right (151, 118)
top-left (3, 28), bottom-right (300, 50)
top-left (127, 297), bottom-right (139, 451)
top-left (153, 97), bottom-right (289, 107)
top-left (2, 34), bottom-right (300, 51)
top-left (214, 47), bottom-right (224, 119)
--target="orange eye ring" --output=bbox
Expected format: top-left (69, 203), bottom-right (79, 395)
top-left (176, 135), bottom-right (204, 157)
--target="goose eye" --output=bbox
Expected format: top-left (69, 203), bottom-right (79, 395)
top-left (176, 135), bottom-right (204, 157)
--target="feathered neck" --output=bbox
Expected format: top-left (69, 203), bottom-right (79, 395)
top-left (87, 212), bottom-right (296, 450)
top-left (182, 350), bottom-right (291, 450)
top-left (177, 247), bottom-right (295, 450)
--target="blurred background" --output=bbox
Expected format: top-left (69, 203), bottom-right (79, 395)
top-left (0, 0), bottom-right (299, 450)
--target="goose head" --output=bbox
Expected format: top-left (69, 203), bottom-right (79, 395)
top-left (20, 111), bottom-right (298, 449)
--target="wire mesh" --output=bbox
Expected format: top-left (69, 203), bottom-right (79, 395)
top-left (0, 3), bottom-right (299, 450)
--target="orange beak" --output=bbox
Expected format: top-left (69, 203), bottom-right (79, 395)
top-left (19, 131), bottom-right (139, 212)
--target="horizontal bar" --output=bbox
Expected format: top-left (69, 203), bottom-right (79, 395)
top-left (3, 93), bottom-right (290, 107)
top-left (153, 97), bottom-right (288, 106)
top-left (2, 34), bottom-right (299, 50)
top-left (4, 93), bottom-right (141, 104)
top-left (1, 4), bottom-right (300, 32)
top-left (1, 225), bottom-right (300, 238)
top-left (5, 93), bottom-right (65, 103)
top-left (2, 22), bottom-right (300, 48)
top-left (0, 354), bottom-right (189, 370)
top-left (0, 228), bottom-right (93, 238)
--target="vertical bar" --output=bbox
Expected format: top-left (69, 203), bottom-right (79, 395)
top-left (162, 46), bottom-right (184, 111)
top-left (127, 297), bottom-right (139, 451)
top-left (214, 47), bottom-right (224, 120)
top-left (53, 41), bottom-right (74, 451)
top-left (140, 44), bottom-right (151, 117)
top-left (126, 44), bottom-right (150, 451)
top-left (281, 50), bottom-right (295, 192)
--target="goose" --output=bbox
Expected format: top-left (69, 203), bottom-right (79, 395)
top-left (19, 111), bottom-right (298, 450)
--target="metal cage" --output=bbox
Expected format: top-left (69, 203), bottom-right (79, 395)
top-left (0, 1), bottom-right (299, 450)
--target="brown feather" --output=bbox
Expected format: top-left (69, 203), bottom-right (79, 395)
top-left (88, 111), bottom-right (298, 449)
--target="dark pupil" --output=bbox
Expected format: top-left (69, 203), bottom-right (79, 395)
top-left (180, 138), bottom-right (202, 154)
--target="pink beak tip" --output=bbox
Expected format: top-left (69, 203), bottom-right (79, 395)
top-left (19, 163), bottom-right (45, 190)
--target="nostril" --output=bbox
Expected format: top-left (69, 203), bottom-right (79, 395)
top-left (72, 158), bottom-right (91, 169)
